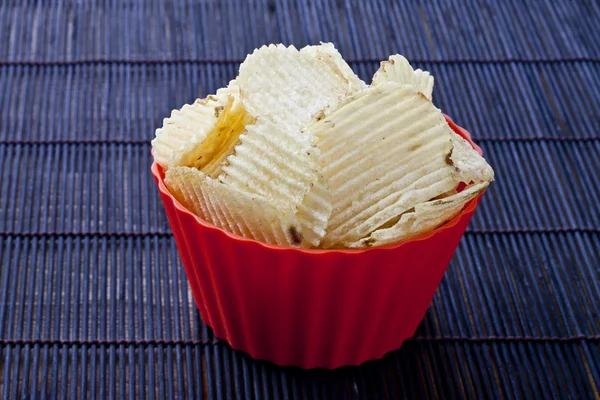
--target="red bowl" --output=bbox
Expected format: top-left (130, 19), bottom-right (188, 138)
top-left (151, 115), bottom-right (486, 368)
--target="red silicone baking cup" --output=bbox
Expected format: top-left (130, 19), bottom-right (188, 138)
top-left (151, 115), bottom-right (486, 369)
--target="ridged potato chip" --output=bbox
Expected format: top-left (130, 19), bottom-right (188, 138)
top-left (372, 55), bottom-right (435, 101)
top-left (372, 55), bottom-right (493, 184)
top-left (449, 131), bottom-right (495, 183)
top-left (300, 43), bottom-right (366, 92)
top-left (165, 166), bottom-right (305, 247)
top-left (218, 118), bottom-right (332, 247)
top-left (308, 82), bottom-right (488, 248)
top-left (169, 95), bottom-right (255, 174)
top-left (237, 44), bottom-right (359, 129)
top-left (348, 182), bottom-right (488, 248)
top-left (219, 119), bottom-right (316, 208)
top-left (152, 97), bottom-right (221, 168)
top-left (215, 79), bottom-right (241, 101)
top-left (413, 69), bottom-right (434, 101)
top-left (152, 81), bottom-right (240, 169)
top-left (295, 175), bottom-right (332, 247)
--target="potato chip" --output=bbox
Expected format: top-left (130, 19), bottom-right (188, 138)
top-left (372, 55), bottom-right (435, 101)
top-left (413, 69), bottom-right (434, 101)
top-left (215, 79), bottom-right (241, 101)
top-left (296, 175), bottom-right (332, 247)
top-left (300, 43), bottom-right (366, 92)
top-left (348, 182), bottom-right (488, 248)
top-left (152, 81), bottom-right (240, 169)
top-left (237, 44), bottom-right (360, 129)
top-left (308, 82), bottom-right (477, 247)
top-left (219, 119), bottom-right (316, 207)
top-left (169, 95), bottom-right (255, 174)
top-left (218, 118), bottom-right (331, 246)
top-left (152, 98), bottom-right (220, 168)
top-left (450, 131), bottom-right (495, 183)
top-left (165, 166), bottom-right (305, 247)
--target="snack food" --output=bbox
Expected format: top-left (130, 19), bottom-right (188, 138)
top-left (372, 54), bottom-right (434, 100)
top-left (152, 43), bottom-right (493, 249)
top-left (309, 82), bottom-right (464, 247)
top-left (152, 81), bottom-right (239, 168)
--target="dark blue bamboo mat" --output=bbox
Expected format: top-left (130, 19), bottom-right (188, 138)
top-left (1, 0), bottom-right (599, 398)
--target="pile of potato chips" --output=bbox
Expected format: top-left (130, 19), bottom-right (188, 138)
top-left (153, 43), bottom-right (494, 248)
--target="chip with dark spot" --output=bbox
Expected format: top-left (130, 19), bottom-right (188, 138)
top-left (445, 152), bottom-right (454, 166)
top-left (313, 109), bottom-right (326, 121)
top-left (363, 237), bottom-right (376, 247)
top-left (288, 226), bottom-right (303, 245)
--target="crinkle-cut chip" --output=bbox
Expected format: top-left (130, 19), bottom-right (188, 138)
top-left (413, 69), bottom-right (434, 101)
top-left (169, 96), bottom-right (256, 176)
top-left (296, 175), bottom-right (332, 247)
top-left (218, 118), bottom-right (331, 247)
top-left (152, 80), bottom-right (240, 169)
top-left (237, 44), bottom-right (359, 129)
top-left (152, 97), bottom-right (221, 168)
top-left (348, 182), bottom-right (488, 248)
top-left (215, 79), bottom-right (241, 104)
top-left (300, 43), bottom-right (367, 92)
top-left (308, 82), bottom-right (465, 248)
top-left (450, 131), bottom-right (495, 183)
top-left (165, 166), bottom-right (305, 247)
top-left (372, 55), bottom-right (417, 87)
top-left (372, 55), bottom-right (435, 101)
top-left (219, 119), bottom-right (316, 209)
